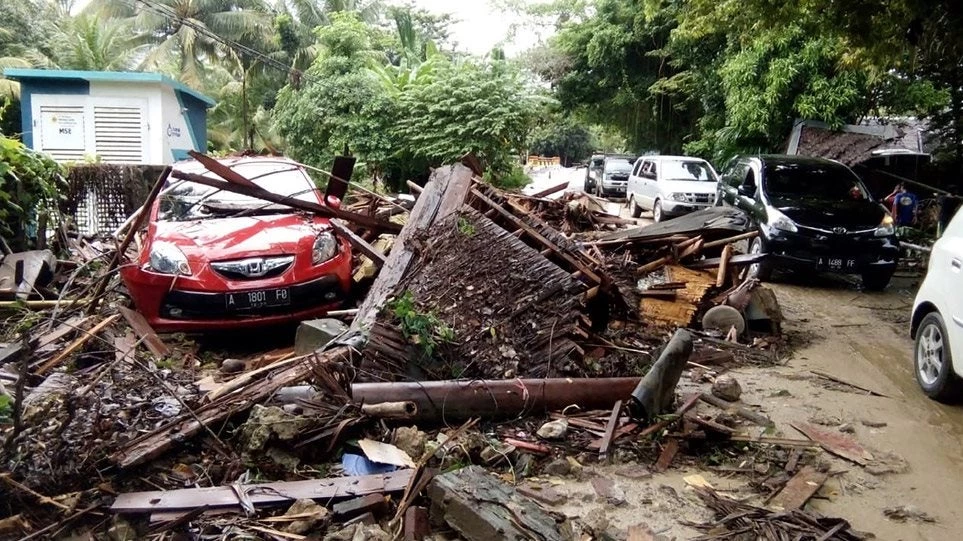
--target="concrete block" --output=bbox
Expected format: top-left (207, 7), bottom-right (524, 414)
top-left (295, 318), bottom-right (348, 355)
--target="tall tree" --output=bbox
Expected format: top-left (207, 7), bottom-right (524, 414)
top-left (85, 0), bottom-right (274, 87)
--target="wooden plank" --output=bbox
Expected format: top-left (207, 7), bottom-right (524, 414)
top-left (791, 422), bottom-right (874, 465)
top-left (716, 244), bottom-right (733, 287)
top-left (701, 230), bottom-right (758, 250)
top-left (637, 392), bottom-right (702, 439)
top-left (653, 438), bottom-right (680, 472)
top-left (699, 393), bottom-right (773, 427)
top-left (768, 466), bottom-right (828, 511)
top-left (529, 181), bottom-right (569, 198)
top-left (118, 306), bottom-right (170, 358)
top-left (598, 400), bottom-right (623, 460)
top-left (810, 370), bottom-right (890, 398)
top-left (689, 253), bottom-right (766, 269)
top-left (470, 188), bottom-right (601, 284)
top-left (187, 150), bottom-right (257, 187)
top-left (427, 466), bottom-right (566, 541)
top-left (34, 314), bottom-right (120, 375)
top-left (112, 346), bottom-right (350, 469)
top-left (111, 470), bottom-right (412, 513)
top-left (728, 435), bottom-right (820, 448)
top-left (329, 219), bottom-right (386, 268)
top-left (34, 315), bottom-right (91, 351)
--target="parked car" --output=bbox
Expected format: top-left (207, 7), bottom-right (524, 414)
top-left (911, 207), bottom-right (963, 400)
top-left (584, 154), bottom-right (604, 193)
top-left (595, 154), bottom-right (636, 198)
top-left (626, 155), bottom-right (719, 222)
top-left (717, 154), bottom-right (899, 290)
top-left (120, 156), bottom-right (352, 332)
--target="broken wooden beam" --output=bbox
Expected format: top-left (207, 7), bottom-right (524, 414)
top-left (701, 230), bottom-right (759, 250)
top-left (329, 219), bottom-right (387, 268)
top-left (598, 400), bottom-right (623, 460)
top-left (34, 313), bottom-right (120, 375)
top-left (118, 306), bottom-right (170, 358)
top-left (111, 470), bottom-right (411, 514)
top-left (791, 422), bottom-right (874, 465)
top-left (428, 466), bottom-right (568, 541)
top-left (716, 244), bottom-right (733, 287)
top-left (699, 393), bottom-right (774, 427)
top-left (767, 466), bottom-right (828, 511)
top-left (169, 170), bottom-right (402, 234)
top-left (529, 181), bottom-right (569, 199)
top-left (352, 377), bottom-right (641, 422)
top-left (689, 253), bottom-right (766, 269)
top-left (112, 346), bottom-right (351, 469)
top-left (654, 438), bottom-right (680, 473)
top-left (187, 150), bottom-right (258, 187)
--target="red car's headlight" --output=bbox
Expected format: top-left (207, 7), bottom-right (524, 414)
top-left (149, 242), bottom-right (192, 276)
top-left (313, 232), bottom-right (338, 264)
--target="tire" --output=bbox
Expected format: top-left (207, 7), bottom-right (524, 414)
top-left (914, 312), bottom-right (962, 402)
top-left (653, 200), bottom-right (664, 222)
top-left (629, 196), bottom-right (643, 218)
top-left (747, 235), bottom-right (773, 281)
top-left (862, 270), bottom-right (893, 291)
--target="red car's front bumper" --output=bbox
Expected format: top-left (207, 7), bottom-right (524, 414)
top-left (120, 258), bottom-right (352, 333)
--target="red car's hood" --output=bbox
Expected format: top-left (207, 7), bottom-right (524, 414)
top-left (152, 214), bottom-right (326, 261)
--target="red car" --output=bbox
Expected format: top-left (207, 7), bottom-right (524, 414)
top-left (120, 157), bottom-right (352, 332)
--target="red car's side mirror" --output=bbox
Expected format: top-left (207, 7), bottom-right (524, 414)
top-left (325, 195), bottom-right (342, 209)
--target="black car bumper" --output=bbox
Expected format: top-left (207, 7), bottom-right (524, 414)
top-left (764, 227), bottom-right (899, 275)
top-left (160, 275), bottom-right (346, 320)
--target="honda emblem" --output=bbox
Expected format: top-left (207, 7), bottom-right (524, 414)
top-left (247, 260), bottom-right (263, 275)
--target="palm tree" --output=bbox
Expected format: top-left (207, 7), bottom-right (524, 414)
top-left (51, 15), bottom-right (141, 71)
top-left (85, 0), bottom-right (274, 87)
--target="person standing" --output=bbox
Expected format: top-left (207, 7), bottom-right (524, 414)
top-left (885, 183), bottom-right (918, 226)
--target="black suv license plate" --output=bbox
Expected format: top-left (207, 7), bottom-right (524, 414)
top-left (226, 288), bottom-right (291, 310)
top-left (819, 257), bottom-right (857, 271)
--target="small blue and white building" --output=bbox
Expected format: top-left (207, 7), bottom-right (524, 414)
top-left (3, 69), bottom-right (214, 165)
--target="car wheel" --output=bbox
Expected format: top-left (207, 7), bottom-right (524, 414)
top-left (747, 235), bottom-right (773, 281)
top-left (629, 196), bottom-right (643, 218)
top-left (915, 312), bottom-right (962, 402)
top-left (861, 270), bottom-right (893, 291)
top-left (653, 200), bottom-right (664, 222)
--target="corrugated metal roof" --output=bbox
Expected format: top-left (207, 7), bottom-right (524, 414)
top-left (2, 68), bottom-right (215, 107)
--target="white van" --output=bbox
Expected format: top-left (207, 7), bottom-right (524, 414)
top-left (626, 155), bottom-right (719, 222)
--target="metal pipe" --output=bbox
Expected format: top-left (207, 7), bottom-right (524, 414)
top-left (351, 377), bottom-right (642, 422)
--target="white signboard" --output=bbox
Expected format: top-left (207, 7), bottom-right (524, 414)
top-left (40, 110), bottom-right (85, 149)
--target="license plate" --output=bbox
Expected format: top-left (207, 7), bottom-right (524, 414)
top-left (818, 257), bottom-right (857, 271)
top-left (225, 288), bottom-right (291, 310)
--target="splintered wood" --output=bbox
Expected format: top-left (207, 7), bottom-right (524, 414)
top-left (641, 265), bottom-right (718, 328)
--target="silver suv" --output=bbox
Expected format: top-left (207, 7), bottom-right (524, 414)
top-left (626, 155), bottom-right (719, 222)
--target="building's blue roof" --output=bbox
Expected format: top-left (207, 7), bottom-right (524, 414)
top-left (2, 68), bottom-right (215, 107)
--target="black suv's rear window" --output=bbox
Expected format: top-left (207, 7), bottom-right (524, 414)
top-left (764, 162), bottom-right (870, 200)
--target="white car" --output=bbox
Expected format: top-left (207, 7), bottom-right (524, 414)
top-left (912, 209), bottom-right (963, 400)
top-left (626, 156), bottom-right (719, 222)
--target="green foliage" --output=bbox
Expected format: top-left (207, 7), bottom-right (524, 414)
top-left (0, 135), bottom-right (64, 251)
top-left (0, 393), bottom-right (11, 424)
top-left (387, 290), bottom-right (455, 360)
top-left (275, 13), bottom-right (537, 190)
top-left (456, 216), bottom-right (476, 237)
top-left (528, 112), bottom-right (596, 166)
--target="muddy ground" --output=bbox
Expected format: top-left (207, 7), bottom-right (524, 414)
top-left (522, 166), bottom-right (963, 539)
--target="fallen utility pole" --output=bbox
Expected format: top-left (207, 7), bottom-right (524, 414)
top-left (111, 470), bottom-right (412, 513)
top-left (169, 170), bottom-right (402, 234)
top-left (352, 377), bottom-right (642, 422)
top-left (629, 329), bottom-right (693, 421)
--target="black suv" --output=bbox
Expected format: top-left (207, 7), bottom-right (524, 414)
top-left (717, 155), bottom-right (899, 290)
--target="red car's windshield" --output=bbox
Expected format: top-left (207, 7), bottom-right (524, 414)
top-left (158, 162), bottom-right (320, 222)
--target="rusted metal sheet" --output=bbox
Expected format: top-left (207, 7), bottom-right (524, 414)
top-left (111, 470), bottom-right (412, 513)
top-left (352, 377), bottom-right (641, 422)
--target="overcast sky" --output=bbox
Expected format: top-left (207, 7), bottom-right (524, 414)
top-left (71, 0), bottom-right (549, 57)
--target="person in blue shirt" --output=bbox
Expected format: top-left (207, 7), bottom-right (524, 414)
top-left (885, 183), bottom-right (918, 226)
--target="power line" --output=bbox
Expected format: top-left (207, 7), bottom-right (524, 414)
top-left (121, 0), bottom-right (308, 81)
